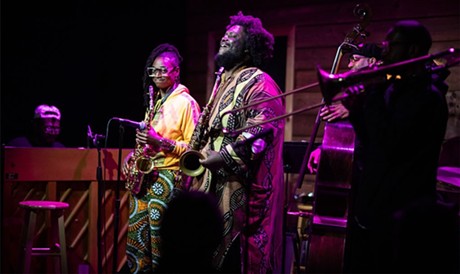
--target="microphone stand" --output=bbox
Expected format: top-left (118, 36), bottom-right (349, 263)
top-left (95, 138), bottom-right (104, 274)
top-left (88, 125), bottom-right (105, 274)
top-left (112, 125), bottom-right (124, 273)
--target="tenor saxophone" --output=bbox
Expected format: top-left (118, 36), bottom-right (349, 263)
top-left (179, 67), bottom-right (224, 177)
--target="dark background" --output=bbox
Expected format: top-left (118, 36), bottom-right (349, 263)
top-left (3, 1), bottom-right (459, 149)
top-left (2, 1), bottom-right (187, 148)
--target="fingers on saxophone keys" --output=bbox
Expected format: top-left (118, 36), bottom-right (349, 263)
top-left (122, 165), bottom-right (128, 176)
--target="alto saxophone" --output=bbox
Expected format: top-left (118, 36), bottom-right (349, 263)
top-left (180, 67), bottom-right (224, 177)
top-left (125, 88), bottom-right (156, 194)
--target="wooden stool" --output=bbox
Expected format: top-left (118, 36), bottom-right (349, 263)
top-left (19, 200), bottom-right (69, 274)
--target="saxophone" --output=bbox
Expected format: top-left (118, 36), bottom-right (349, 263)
top-left (125, 87), bottom-right (156, 194)
top-left (179, 67), bottom-right (224, 177)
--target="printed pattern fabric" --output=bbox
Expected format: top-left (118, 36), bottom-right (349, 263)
top-left (192, 67), bottom-right (286, 274)
top-left (126, 84), bottom-right (200, 273)
top-left (126, 169), bottom-right (182, 273)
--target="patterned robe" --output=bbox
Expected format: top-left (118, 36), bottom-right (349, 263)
top-left (191, 67), bottom-right (285, 274)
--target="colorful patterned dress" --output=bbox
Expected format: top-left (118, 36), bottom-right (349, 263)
top-left (126, 84), bottom-right (200, 273)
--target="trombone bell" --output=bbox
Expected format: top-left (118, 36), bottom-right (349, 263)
top-left (317, 66), bottom-right (347, 105)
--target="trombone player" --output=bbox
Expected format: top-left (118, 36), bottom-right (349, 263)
top-left (341, 20), bottom-right (454, 273)
top-left (187, 11), bottom-right (286, 274)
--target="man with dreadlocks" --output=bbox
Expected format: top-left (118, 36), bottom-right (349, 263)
top-left (121, 43), bottom-right (201, 273)
top-left (190, 11), bottom-right (286, 274)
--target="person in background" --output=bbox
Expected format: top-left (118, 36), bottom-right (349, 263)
top-left (157, 191), bottom-right (223, 273)
top-left (190, 11), bottom-right (286, 274)
top-left (342, 20), bottom-right (452, 272)
top-left (121, 43), bottom-right (201, 273)
top-left (7, 104), bottom-right (65, 147)
top-left (308, 43), bottom-right (383, 173)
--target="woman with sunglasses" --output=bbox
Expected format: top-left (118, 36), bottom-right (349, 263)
top-left (121, 43), bottom-right (201, 273)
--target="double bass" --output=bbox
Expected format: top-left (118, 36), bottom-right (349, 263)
top-left (301, 4), bottom-right (372, 273)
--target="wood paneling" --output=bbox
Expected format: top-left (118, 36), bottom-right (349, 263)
top-left (183, 0), bottom-right (460, 141)
top-left (2, 148), bottom-right (131, 274)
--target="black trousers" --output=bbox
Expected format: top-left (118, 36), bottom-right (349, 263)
top-left (219, 236), bottom-right (241, 274)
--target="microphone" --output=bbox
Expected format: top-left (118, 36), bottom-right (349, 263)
top-left (112, 117), bottom-right (147, 130)
top-left (252, 127), bottom-right (274, 140)
top-left (93, 134), bottom-right (106, 141)
top-left (87, 125), bottom-right (106, 147)
top-left (87, 125), bottom-right (93, 148)
top-left (87, 125), bottom-right (95, 138)
top-left (239, 127), bottom-right (274, 141)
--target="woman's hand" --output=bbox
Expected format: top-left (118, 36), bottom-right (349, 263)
top-left (122, 151), bottom-right (134, 177)
top-left (136, 127), bottom-right (161, 151)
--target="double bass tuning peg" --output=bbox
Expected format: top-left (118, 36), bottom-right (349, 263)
top-left (353, 3), bottom-right (371, 20)
top-left (360, 31), bottom-right (370, 39)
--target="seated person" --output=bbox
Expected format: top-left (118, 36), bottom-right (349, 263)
top-left (7, 104), bottom-right (65, 147)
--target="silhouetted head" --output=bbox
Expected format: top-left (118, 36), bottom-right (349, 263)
top-left (158, 191), bottom-right (224, 273)
top-left (382, 20), bottom-right (432, 65)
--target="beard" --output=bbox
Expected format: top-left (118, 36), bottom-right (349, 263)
top-left (215, 47), bottom-right (246, 70)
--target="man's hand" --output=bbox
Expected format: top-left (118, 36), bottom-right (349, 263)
top-left (319, 103), bottom-right (349, 122)
top-left (342, 84), bottom-right (365, 112)
top-left (307, 148), bottom-right (321, 174)
top-left (199, 150), bottom-right (225, 171)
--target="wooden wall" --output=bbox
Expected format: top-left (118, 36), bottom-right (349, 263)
top-left (2, 2), bottom-right (458, 273)
top-left (2, 148), bottom-right (131, 274)
top-left (182, 0), bottom-right (460, 142)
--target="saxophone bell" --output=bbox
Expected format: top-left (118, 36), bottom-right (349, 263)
top-left (179, 150), bottom-right (206, 177)
top-left (125, 154), bottom-right (155, 195)
top-left (180, 67), bottom-right (224, 178)
top-left (135, 155), bottom-right (156, 174)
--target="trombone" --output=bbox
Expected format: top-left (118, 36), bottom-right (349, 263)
top-left (221, 83), bottom-right (323, 136)
top-left (221, 47), bottom-right (460, 136)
